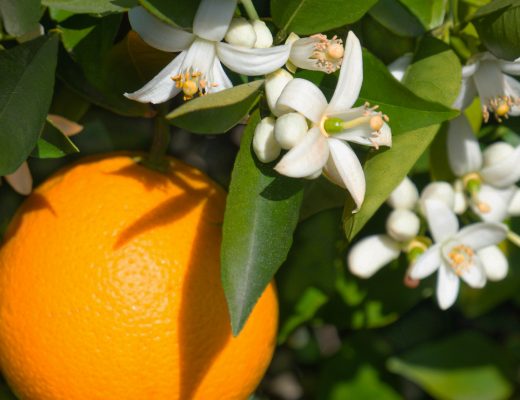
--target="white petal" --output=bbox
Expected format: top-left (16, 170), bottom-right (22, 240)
top-left (334, 120), bottom-right (392, 148)
top-left (265, 69), bottom-right (293, 116)
top-left (128, 7), bottom-right (195, 52)
top-left (209, 58), bottom-right (233, 92)
top-left (274, 113), bottom-right (308, 150)
top-left (193, 0), bottom-right (236, 42)
top-left (5, 162), bottom-right (32, 195)
top-left (480, 145), bottom-right (520, 188)
top-left (409, 244), bottom-right (441, 280)
top-left (253, 117), bottom-right (280, 163)
top-left (456, 222), bottom-right (507, 250)
top-left (289, 36), bottom-right (324, 72)
top-left (503, 75), bottom-right (520, 116)
top-left (275, 78), bottom-right (328, 123)
top-left (436, 262), bottom-right (460, 310)
top-left (224, 17), bottom-right (256, 48)
top-left (471, 184), bottom-right (512, 223)
top-left (499, 57), bottom-right (520, 75)
top-left (324, 139), bottom-right (366, 211)
top-left (478, 245), bottom-right (508, 281)
top-left (216, 42), bottom-right (290, 76)
top-left (387, 53), bottom-right (413, 82)
top-left (482, 142), bottom-right (515, 167)
top-left (386, 209), bottom-right (420, 242)
top-left (453, 180), bottom-right (468, 214)
top-left (473, 60), bottom-right (505, 105)
top-left (326, 31), bottom-right (363, 114)
top-left (252, 20), bottom-right (273, 49)
top-left (424, 199), bottom-right (459, 243)
top-left (460, 258), bottom-right (486, 288)
top-left (452, 78), bottom-right (477, 110)
top-left (124, 51), bottom-right (184, 103)
top-left (181, 38), bottom-right (216, 77)
top-left (387, 176), bottom-right (419, 210)
top-left (447, 114), bottom-right (482, 177)
top-left (462, 61), bottom-right (480, 78)
top-left (274, 127), bottom-right (329, 178)
top-left (508, 188), bottom-right (520, 216)
top-left (419, 182), bottom-right (455, 217)
top-left (348, 234), bottom-right (401, 278)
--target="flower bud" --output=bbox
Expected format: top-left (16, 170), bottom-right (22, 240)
top-left (419, 182), bottom-right (455, 215)
top-left (251, 20), bottom-right (273, 48)
top-left (265, 69), bottom-right (293, 116)
top-left (478, 246), bottom-right (508, 281)
top-left (274, 112), bottom-right (308, 150)
top-left (386, 177), bottom-right (418, 210)
top-left (253, 117), bottom-right (281, 163)
top-left (453, 180), bottom-right (468, 214)
top-left (386, 209), bottom-right (420, 242)
top-left (482, 142), bottom-right (515, 167)
top-left (508, 188), bottom-right (520, 216)
top-left (224, 17), bottom-right (256, 48)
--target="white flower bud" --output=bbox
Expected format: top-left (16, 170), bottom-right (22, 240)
top-left (386, 209), bottom-right (420, 242)
top-left (453, 179), bottom-right (468, 214)
top-left (253, 117), bottom-right (281, 163)
top-left (419, 182), bottom-right (455, 216)
top-left (508, 188), bottom-right (520, 216)
top-left (265, 69), bottom-right (293, 116)
top-left (274, 112), bottom-right (308, 150)
top-left (386, 177), bottom-right (418, 210)
top-left (224, 17), bottom-right (256, 48)
top-left (251, 20), bottom-right (273, 48)
top-left (478, 246), bottom-right (508, 281)
top-left (482, 142), bottom-right (515, 167)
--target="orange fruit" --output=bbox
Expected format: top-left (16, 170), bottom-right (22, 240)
top-left (0, 153), bottom-right (278, 400)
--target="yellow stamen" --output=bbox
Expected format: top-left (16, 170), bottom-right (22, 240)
top-left (447, 244), bottom-right (474, 276)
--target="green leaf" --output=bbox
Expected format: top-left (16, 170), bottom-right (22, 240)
top-left (139, 0), bottom-right (200, 29)
top-left (167, 81), bottom-right (264, 134)
top-left (31, 120), bottom-right (79, 159)
top-left (222, 110), bottom-right (304, 336)
top-left (388, 331), bottom-right (514, 400)
top-left (472, 0), bottom-right (518, 18)
top-left (398, 0), bottom-right (447, 30)
top-left (271, 0), bottom-right (378, 36)
top-left (402, 36), bottom-right (462, 107)
top-left (369, 0), bottom-right (425, 37)
top-left (0, 0), bottom-right (41, 37)
top-left (0, 35), bottom-right (59, 175)
top-left (42, 0), bottom-right (136, 14)
top-left (429, 124), bottom-right (456, 181)
top-left (474, 2), bottom-right (520, 60)
top-left (343, 125), bottom-right (440, 241)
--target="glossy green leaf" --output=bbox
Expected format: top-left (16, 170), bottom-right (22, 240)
top-left (369, 0), bottom-right (425, 37)
top-left (398, 0), bottom-right (447, 29)
top-left (222, 110), bottom-right (304, 336)
top-left (0, 35), bottom-right (58, 175)
top-left (271, 0), bottom-right (378, 36)
top-left (31, 120), bottom-right (79, 159)
top-left (429, 124), bottom-right (456, 181)
top-left (0, 0), bottom-right (41, 36)
top-left (139, 0), bottom-right (200, 29)
top-left (42, 0), bottom-right (136, 14)
top-left (474, 2), bottom-right (520, 60)
top-left (167, 81), bottom-right (264, 134)
top-left (388, 331), bottom-right (514, 400)
top-left (472, 0), bottom-right (518, 18)
top-left (402, 36), bottom-right (462, 107)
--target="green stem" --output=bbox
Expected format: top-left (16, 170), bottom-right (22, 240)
top-left (144, 105), bottom-right (170, 172)
top-left (240, 0), bottom-right (259, 20)
top-left (450, 0), bottom-right (459, 33)
top-left (507, 230), bottom-right (520, 247)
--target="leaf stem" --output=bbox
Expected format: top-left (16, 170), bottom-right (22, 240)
top-left (240, 0), bottom-right (260, 20)
top-left (507, 230), bottom-right (520, 247)
top-left (144, 105), bottom-right (170, 172)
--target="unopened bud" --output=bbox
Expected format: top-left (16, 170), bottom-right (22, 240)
top-left (483, 142), bottom-right (515, 168)
top-left (274, 112), bottom-right (308, 150)
top-left (253, 117), bottom-right (281, 163)
top-left (387, 177), bottom-right (419, 210)
top-left (224, 17), bottom-right (256, 48)
top-left (419, 182), bottom-right (455, 216)
top-left (251, 20), bottom-right (273, 48)
top-left (265, 69), bottom-right (293, 116)
top-left (386, 209), bottom-right (420, 242)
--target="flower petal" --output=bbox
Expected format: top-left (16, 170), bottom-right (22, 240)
top-left (478, 245), bottom-right (508, 281)
top-left (452, 78), bottom-right (477, 110)
top-left (334, 119), bottom-right (392, 148)
top-left (274, 127), bottom-right (329, 178)
top-left (193, 0), bottom-right (236, 42)
top-left (387, 53), bottom-right (413, 82)
top-left (473, 60), bottom-right (505, 105)
top-left (462, 61), bottom-right (479, 78)
top-left (447, 114), bottom-right (483, 177)
top-left (5, 162), bottom-right (32, 195)
top-left (348, 234), bottom-right (401, 278)
top-left (471, 184), bottom-right (513, 223)
top-left (460, 258), bottom-right (486, 288)
top-left (453, 180), bottom-right (468, 214)
top-left (265, 69), bottom-right (293, 116)
top-left (128, 7), bottom-right (195, 52)
top-left (480, 144), bottom-right (520, 188)
top-left (456, 222), bottom-right (507, 250)
top-left (326, 31), bottom-right (363, 114)
top-left (503, 75), bottom-right (520, 116)
top-left (324, 139), bottom-right (366, 211)
top-left (209, 58), bottom-right (233, 92)
top-left (387, 176), bottom-right (419, 210)
top-left (275, 78), bottom-right (328, 123)
top-left (409, 244), bottom-right (441, 280)
top-left (508, 188), bottom-right (520, 216)
top-left (216, 42), bottom-right (290, 76)
top-left (436, 262), bottom-right (460, 310)
top-left (499, 57), bottom-right (520, 75)
top-left (124, 51), bottom-right (184, 103)
top-left (424, 199), bottom-right (459, 243)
